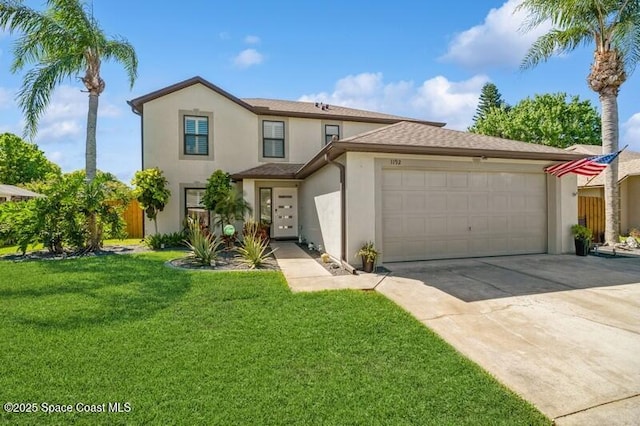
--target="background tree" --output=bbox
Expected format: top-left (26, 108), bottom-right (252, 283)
top-left (0, 0), bottom-right (138, 250)
top-left (470, 83), bottom-right (508, 127)
top-left (470, 93), bottom-right (601, 148)
top-left (202, 170), bottom-right (231, 213)
top-left (132, 168), bottom-right (171, 235)
top-left (518, 0), bottom-right (640, 244)
top-left (0, 170), bottom-right (128, 254)
top-left (0, 132), bottom-right (60, 184)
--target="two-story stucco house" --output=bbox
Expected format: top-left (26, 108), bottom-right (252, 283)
top-left (128, 76), bottom-right (582, 265)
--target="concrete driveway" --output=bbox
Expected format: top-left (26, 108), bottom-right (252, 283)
top-left (377, 254), bottom-right (640, 425)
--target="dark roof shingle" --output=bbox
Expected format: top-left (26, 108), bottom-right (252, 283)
top-left (231, 163), bottom-right (304, 180)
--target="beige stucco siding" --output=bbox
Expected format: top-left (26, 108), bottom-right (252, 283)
top-left (142, 83), bottom-right (258, 234)
top-left (299, 159), bottom-right (342, 260)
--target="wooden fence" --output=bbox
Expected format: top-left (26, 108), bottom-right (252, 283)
top-left (578, 196), bottom-right (605, 243)
top-left (121, 199), bottom-right (143, 239)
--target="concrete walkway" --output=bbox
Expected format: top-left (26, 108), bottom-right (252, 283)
top-left (270, 241), bottom-right (386, 292)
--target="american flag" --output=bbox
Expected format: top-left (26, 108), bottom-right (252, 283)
top-left (545, 151), bottom-right (621, 178)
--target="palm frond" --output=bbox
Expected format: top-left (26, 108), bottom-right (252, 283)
top-left (521, 26), bottom-right (591, 69)
top-left (17, 54), bottom-right (84, 139)
top-left (102, 38), bottom-right (138, 88)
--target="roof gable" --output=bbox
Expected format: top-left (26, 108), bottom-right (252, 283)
top-left (128, 76), bottom-right (255, 114)
top-left (128, 76), bottom-right (444, 126)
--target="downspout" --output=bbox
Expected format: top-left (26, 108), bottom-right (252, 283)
top-left (324, 152), bottom-right (357, 274)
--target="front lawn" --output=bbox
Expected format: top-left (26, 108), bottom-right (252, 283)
top-left (0, 252), bottom-right (549, 425)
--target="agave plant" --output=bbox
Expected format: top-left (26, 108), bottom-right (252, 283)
top-left (236, 220), bottom-right (276, 269)
top-left (184, 217), bottom-right (222, 266)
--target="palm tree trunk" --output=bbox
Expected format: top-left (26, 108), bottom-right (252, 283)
top-left (600, 91), bottom-right (620, 245)
top-left (86, 92), bottom-right (99, 181)
top-left (86, 91), bottom-right (99, 250)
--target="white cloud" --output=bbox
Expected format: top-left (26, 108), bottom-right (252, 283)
top-left (35, 85), bottom-right (121, 141)
top-left (299, 72), bottom-right (489, 130)
top-left (622, 113), bottom-right (640, 152)
top-left (441, 0), bottom-right (551, 69)
top-left (244, 35), bottom-right (261, 44)
top-left (233, 48), bottom-right (264, 68)
top-left (38, 120), bottom-right (82, 141)
top-left (411, 75), bottom-right (490, 129)
top-left (219, 32), bottom-right (231, 40)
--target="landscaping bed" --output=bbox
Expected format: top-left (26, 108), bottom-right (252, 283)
top-left (295, 242), bottom-right (352, 276)
top-left (168, 247), bottom-right (279, 271)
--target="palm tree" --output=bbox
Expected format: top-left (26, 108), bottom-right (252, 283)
top-left (0, 0), bottom-right (137, 249)
top-left (518, 0), bottom-right (639, 245)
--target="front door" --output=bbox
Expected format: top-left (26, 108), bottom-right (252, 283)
top-left (272, 187), bottom-right (298, 239)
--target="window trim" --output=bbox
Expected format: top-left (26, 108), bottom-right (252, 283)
top-left (259, 187), bottom-right (273, 226)
top-left (178, 110), bottom-right (215, 161)
top-left (321, 120), bottom-right (342, 148)
top-left (182, 186), bottom-right (210, 229)
top-left (183, 115), bottom-right (209, 156)
top-left (258, 116), bottom-right (289, 162)
top-left (262, 120), bottom-right (285, 158)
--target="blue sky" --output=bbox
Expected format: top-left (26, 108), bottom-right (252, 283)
top-left (1, 0), bottom-right (639, 183)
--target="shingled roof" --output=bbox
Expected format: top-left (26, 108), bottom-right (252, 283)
top-left (566, 144), bottom-right (640, 187)
top-left (128, 76), bottom-right (444, 126)
top-left (242, 98), bottom-right (440, 125)
top-left (231, 163), bottom-right (304, 180)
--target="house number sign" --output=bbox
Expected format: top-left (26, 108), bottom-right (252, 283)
top-left (389, 159), bottom-right (402, 166)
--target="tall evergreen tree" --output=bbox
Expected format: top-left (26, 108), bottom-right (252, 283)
top-left (471, 83), bottom-right (506, 127)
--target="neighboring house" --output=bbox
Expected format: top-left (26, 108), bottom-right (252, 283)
top-left (128, 76), bottom-right (582, 265)
top-left (567, 144), bottom-right (640, 234)
top-left (0, 184), bottom-right (43, 203)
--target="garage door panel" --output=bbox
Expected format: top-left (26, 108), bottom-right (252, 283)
top-left (429, 217), bottom-right (448, 236)
top-left (427, 172), bottom-right (447, 188)
top-left (469, 194), bottom-right (489, 211)
top-left (406, 217), bottom-right (427, 235)
top-left (403, 170), bottom-right (426, 187)
top-left (447, 194), bottom-right (468, 211)
top-left (491, 194), bottom-right (509, 210)
top-left (405, 194), bottom-right (426, 211)
top-left (428, 194), bottom-right (448, 211)
top-left (448, 172), bottom-right (469, 188)
top-left (382, 169), bottom-right (547, 261)
top-left (383, 193), bottom-right (402, 211)
top-left (382, 169), bottom-right (402, 187)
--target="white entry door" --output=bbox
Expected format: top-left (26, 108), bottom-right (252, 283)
top-left (272, 187), bottom-right (298, 238)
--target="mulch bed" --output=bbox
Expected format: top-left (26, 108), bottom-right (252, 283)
top-left (295, 242), bottom-right (352, 276)
top-left (1, 244), bottom-right (151, 261)
top-left (168, 247), bottom-right (279, 271)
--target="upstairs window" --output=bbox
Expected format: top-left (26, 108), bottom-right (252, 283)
top-left (184, 116), bottom-right (209, 155)
top-left (325, 124), bottom-right (340, 145)
top-left (263, 120), bottom-right (285, 158)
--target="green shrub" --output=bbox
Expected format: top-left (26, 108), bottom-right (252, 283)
top-left (185, 218), bottom-right (222, 266)
top-left (571, 224), bottom-right (592, 241)
top-left (236, 225), bottom-right (276, 269)
top-left (143, 232), bottom-right (187, 250)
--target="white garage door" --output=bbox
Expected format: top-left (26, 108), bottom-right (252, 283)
top-left (382, 169), bottom-right (547, 262)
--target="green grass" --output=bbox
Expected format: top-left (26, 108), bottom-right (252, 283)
top-left (0, 252), bottom-right (549, 425)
